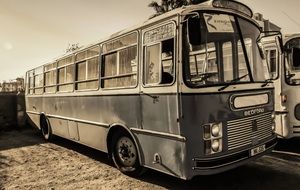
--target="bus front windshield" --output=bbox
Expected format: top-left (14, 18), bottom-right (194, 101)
top-left (184, 13), bottom-right (268, 88)
top-left (285, 37), bottom-right (300, 85)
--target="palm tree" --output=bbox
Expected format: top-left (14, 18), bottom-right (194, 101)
top-left (148, 0), bottom-right (207, 18)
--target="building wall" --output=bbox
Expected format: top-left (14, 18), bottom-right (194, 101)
top-left (1, 78), bottom-right (25, 92)
top-left (254, 13), bottom-right (281, 32)
top-left (0, 92), bottom-right (26, 129)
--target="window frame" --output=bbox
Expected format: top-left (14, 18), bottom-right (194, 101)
top-left (33, 66), bottom-right (44, 95)
top-left (27, 70), bottom-right (35, 95)
top-left (100, 31), bottom-right (139, 90)
top-left (57, 56), bottom-right (75, 93)
top-left (182, 12), bottom-right (261, 89)
top-left (44, 62), bottom-right (57, 94)
top-left (75, 45), bottom-right (100, 92)
top-left (142, 21), bottom-right (177, 88)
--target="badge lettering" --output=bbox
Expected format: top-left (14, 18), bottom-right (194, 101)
top-left (244, 108), bottom-right (265, 116)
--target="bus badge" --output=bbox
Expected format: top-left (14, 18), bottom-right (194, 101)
top-left (244, 108), bottom-right (265, 117)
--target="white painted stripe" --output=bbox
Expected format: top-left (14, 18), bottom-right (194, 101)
top-left (272, 150), bottom-right (300, 157)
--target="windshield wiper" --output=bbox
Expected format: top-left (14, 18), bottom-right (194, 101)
top-left (192, 73), bottom-right (216, 86)
top-left (261, 79), bottom-right (273, 87)
top-left (218, 74), bottom-right (249, 91)
top-left (286, 73), bottom-right (295, 80)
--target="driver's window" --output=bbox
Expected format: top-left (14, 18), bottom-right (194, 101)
top-left (144, 38), bottom-right (175, 85)
top-left (145, 44), bottom-right (160, 84)
top-left (285, 39), bottom-right (300, 84)
top-left (291, 47), bottom-right (300, 70)
top-left (143, 23), bottom-right (175, 86)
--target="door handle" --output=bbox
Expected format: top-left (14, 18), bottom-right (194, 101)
top-left (141, 91), bottom-right (159, 103)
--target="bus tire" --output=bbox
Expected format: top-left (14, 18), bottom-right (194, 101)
top-left (111, 131), bottom-right (145, 177)
top-left (40, 116), bottom-right (53, 141)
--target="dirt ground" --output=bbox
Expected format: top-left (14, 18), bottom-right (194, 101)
top-left (0, 127), bottom-right (299, 190)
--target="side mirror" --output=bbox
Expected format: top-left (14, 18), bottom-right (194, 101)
top-left (292, 47), bottom-right (300, 67)
top-left (187, 17), bottom-right (201, 46)
top-left (259, 31), bottom-right (283, 56)
top-left (257, 41), bottom-right (266, 59)
top-left (275, 36), bottom-right (283, 55)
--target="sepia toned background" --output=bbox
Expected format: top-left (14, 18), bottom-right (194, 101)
top-left (0, 0), bottom-right (299, 82)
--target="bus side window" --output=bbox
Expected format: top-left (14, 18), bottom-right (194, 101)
top-left (75, 46), bottom-right (100, 90)
top-left (101, 32), bottom-right (138, 89)
top-left (144, 38), bottom-right (174, 85)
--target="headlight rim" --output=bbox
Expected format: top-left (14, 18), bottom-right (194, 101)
top-left (211, 123), bottom-right (221, 137)
top-left (211, 139), bottom-right (220, 152)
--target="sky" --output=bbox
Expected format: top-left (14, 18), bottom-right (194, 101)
top-left (0, 0), bottom-right (299, 82)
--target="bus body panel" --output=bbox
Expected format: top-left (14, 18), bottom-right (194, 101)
top-left (179, 89), bottom-right (276, 178)
top-left (282, 86), bottom-right (300, 136)
top-left (134, 132), bottom-right (186, 179)
top-left (141, 94), bottom-right (179, 134)
top-left (26, 94), bottom-right (142, 152)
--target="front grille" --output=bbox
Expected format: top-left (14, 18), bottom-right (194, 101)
top-left (293, 126), bottom-right (300, 134)
top-left (227, 112), bottom-right (273, 150)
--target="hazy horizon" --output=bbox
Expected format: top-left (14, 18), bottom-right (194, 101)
top-left (1, 0), bottom-right (299, 82)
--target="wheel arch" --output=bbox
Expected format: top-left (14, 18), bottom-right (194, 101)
top-left (39, 112), bottom-right (47, 129)
top-left (106, 123), bottom-right (144, 165)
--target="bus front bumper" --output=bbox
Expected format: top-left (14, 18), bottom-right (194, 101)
top-left (191, 136), bottom-right (277, 176)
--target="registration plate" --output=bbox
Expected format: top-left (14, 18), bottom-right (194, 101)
top-left (250, 145), bottom-right (266, 156)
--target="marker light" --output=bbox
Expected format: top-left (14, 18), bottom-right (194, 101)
top-left (271, 121), bottom-right (276, 132)
top-left (281, 94), bottom-right (287, 103)
top-left (204, 125), bottom-right (211, 139)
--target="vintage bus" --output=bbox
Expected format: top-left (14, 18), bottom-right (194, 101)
top-left (25, 0), bottom-right (277, 180)
top-left (264, 34), bottom-right (300, 138)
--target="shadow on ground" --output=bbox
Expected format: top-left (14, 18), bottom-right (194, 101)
top-left (0, 127), bottom-right (45, 151)
top-left (136, 156), bottom-right (300, 190)
top-left (275, 137), bottom-right (300, 154)
top-left (49, 135), bottom-right (111, 166)
top-left (50, 134), bottom-right (300, 190)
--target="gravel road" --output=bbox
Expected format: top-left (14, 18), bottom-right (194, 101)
top-left (0, 128), bottom-right (299, 190)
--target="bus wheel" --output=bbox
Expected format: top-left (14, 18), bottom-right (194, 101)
top-left (111, 131), bottom-right (145, 177)
top-left (40, 116), bottom-right (52, 141)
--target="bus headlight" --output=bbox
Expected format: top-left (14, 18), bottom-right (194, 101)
top-left (211, 139), bottom-right (220, 152)
top-left (211, 124), bottom-right (221, 137)
top-left (203, 122), bottom-right (223, 155)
